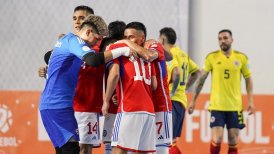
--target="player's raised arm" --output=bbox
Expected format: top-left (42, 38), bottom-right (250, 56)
top-left (119, 39), bottom-right (158, 62)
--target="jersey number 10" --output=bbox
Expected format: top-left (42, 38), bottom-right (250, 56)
top-left (133, 58), bottom-right (151, 85)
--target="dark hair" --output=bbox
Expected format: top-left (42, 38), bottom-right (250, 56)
top-left (108, 21), bottom-right (126, 40)
top-left (219, 29), bottom-right (232, 36)
top-left (159, 27), bottom-right (177, 45)
top-left (74, 5), bottom-right (94, 15)
top-left (99, 37), bottom-right (118, 52)
top-left (126, 22), bottom-right (147, 38)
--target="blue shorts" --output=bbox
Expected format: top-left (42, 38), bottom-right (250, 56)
top-left (172, 101), bottom-right (185, 139)
top-left (210, 110), bottom-right (245, 129)
top-left (40, 107), bottom-right (80, 147)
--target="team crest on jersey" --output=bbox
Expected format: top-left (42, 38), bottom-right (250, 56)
top-left (54, 41), bottom-right (62, 48)
top-left (234, 60), bottom-right (240, 66)
top-left (103, 130), bottom-right (107, 137)
top-left (82, 46), bottom-right (91, 51)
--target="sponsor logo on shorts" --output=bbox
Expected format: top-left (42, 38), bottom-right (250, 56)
top-left (103, 130), bottom-right (107, 137)
top-left (210, 116), bottom-right (215, 123)
top-left (158, 135), bottom-right (164, 140)
top-left (92, 136), bottom-right (97, 140)
top-left (82, 46), bottom-right (91, 51)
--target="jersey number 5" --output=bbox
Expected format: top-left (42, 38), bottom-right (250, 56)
top-left (224, 69), bottom-right (230, 79)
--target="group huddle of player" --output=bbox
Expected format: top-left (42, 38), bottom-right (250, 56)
top-left (39, 4), bottom-right (254, 154)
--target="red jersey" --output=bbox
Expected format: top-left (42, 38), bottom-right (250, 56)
top-left (73, 47), bottom-right (105, 112)
top-left (149, 42), bottom-right (172, 112)
top-left (109, 43), bottom-right (155, 114)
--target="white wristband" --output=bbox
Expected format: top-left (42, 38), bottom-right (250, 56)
top-left (111, 47), bottom-right (130, 59)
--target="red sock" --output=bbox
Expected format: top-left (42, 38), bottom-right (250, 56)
top-left (210, 142), bottom-right (220, 154)
top-left (228, 147), bottom-right (238, 154)
top-left (169, 145), bottom-right (182, 154)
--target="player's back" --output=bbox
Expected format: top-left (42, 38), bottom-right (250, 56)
top-left (148, 42), bottom-right (172, 112)
top-left (73, 63), bottom-right (105, 112)
top-left (40, 33), bottom-right (93, 110)
top-left (110, 43), bottom-right (155, 114)
top-left (167, 46), bottom-right (199, 108)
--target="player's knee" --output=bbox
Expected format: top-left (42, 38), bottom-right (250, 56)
top-left (228, 136), bottom-right (238, 146)
top-left (79, 144), bottom-right (92, 154)
top-left (212, 136), bottom-right (223, 145)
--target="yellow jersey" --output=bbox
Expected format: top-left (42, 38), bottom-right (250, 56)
top-left (203, 49), bottom-right (252, 111)
top-left (167, 46), bottom-right (199, 108)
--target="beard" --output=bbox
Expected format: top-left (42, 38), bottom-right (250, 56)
top-left (220, 43), bottom-right (231, 52)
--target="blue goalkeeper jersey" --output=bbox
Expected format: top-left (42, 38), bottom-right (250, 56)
top-left (39, 33), bottom-right (95, 110)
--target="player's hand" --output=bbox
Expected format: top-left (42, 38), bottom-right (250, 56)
top-left (188, 101), bottom-right (196, 114)
top-left (38, 66), bottom-right (47, 78)
top-left (144, 39), bottom-right (157, 49)
top-left (102, 101), bottom-right (110, 117)
top-left (247, 103), bottom-right (255, 115)
top-left (129, 50), bottom-right (138, 59)
top-left (112, 94), bottom-right (118, 106)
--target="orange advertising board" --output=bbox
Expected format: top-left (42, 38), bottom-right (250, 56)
top-left (0, 91), bottom-right (273, 154)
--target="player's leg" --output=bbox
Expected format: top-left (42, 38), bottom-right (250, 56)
top-left (169, 101), bottom-right (184, 154)
top-left (75, 112), bottom-right (101, 154)
top-left (55, 147), bottom-right (62, 154)
top-left (112, 147), bottom-right (127, 154)
top-left (103, 113), bottom-right (117, 154)
top-left (79, 144), bottom-right (92, 154)
top-left (227, 128), bottom-right (239, 154)
top-left (210, 111), bottom-right (226, 154)
top-left (226, 111), bottom-right (245, 154)
top-left (61, 138), bottom-right (80, 154)
top-left (40, 108), bottom-right (80, 154)
top-left (155, 111), bottom-right (172, 154)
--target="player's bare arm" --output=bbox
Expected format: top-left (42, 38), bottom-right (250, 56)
top-left (186, 70), bottom-right (200, 91)
top-left (245, 77), bottom-right (255, 115)
top-left (170, 66), bottom-right (180, 96)
top-left (145, 39), bottom-right (173, 61)
top-left (188, 69), bottom-right (209, 114)
top-left (119, 39), bottom-right (158, 62)
top-left (83, 47), bottom-right (132, 67)
top-left (102, 63), bottom-right (120, 116)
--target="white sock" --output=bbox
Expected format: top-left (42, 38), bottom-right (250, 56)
top-left (105, 142), bottom-right (112, 154)
top-left (156, 146), bottom-right (169, 154)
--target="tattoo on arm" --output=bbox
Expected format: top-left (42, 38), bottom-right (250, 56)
top-left (193, 72), bottom-right (208, 101)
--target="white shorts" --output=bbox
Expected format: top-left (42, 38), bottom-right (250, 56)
top-left (111, 112), bottom-right (156, 152)
top-left (102, 113), bottom-right (116, 143)
top-left (155, 111), bottom-right (173, 146)
top-left (74, 112), bottom-right (100, 146)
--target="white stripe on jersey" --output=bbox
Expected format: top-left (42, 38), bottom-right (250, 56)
top-left (119, 78), bottom-right (125, 112)
top-left (77, 37), bottom-right (85, 44)
top-left (157, 62), bottom-right (170, 111)
top-left (102, 73), bottom-right (105, 98)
